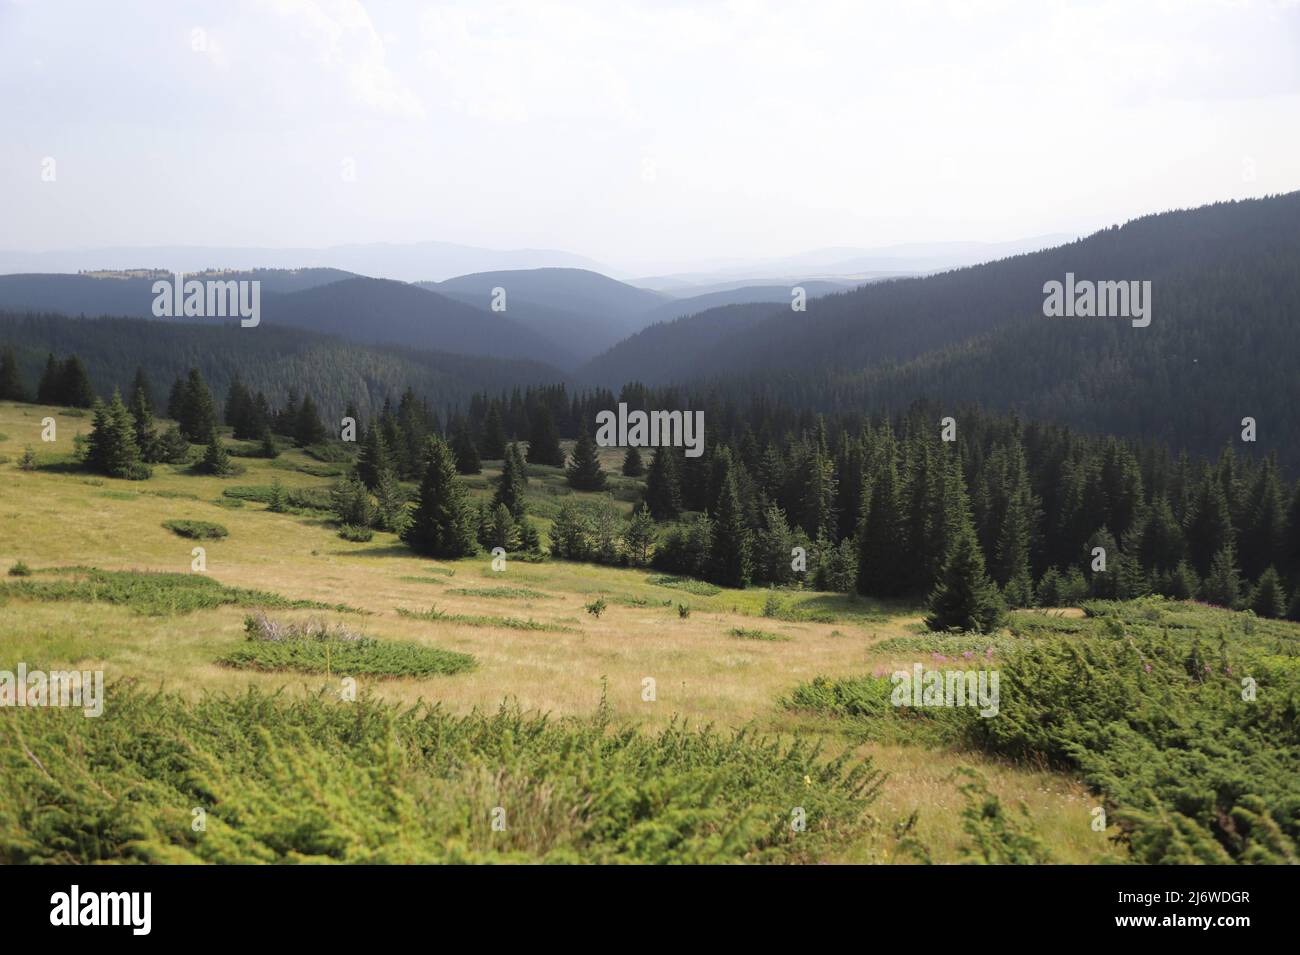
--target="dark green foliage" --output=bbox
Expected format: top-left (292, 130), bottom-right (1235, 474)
top-left (330, 477), bottom-right (375, 529)
top-left (177, 368), bottom-right (219, 444)
top-left (709, 469), bottom-right (752, 587)
top-left (7, 560), bottom-right (32, 577)
top-left (525, 405), bottom-right (563, 466)
top-left (36, 354), bottom-right (96, 408)
top-left (401, 435), bottom-right (478, 558)
top-left (162, 520), bottom-right (228, 540)
top-left (644, 447), bottom-right (682, 519)
top-left (1202, 543), bottom-right (1243, 609)
top-left (925, 524), bottom-right (1005, 633)
top-left (195, 434), bottom-right (236, 476)
top-left (621, 445), bottom-right (644, 477)
top-left (788, 598), bottom-right (1300, 864)
top-left (450, 417), bottom-right (481, 474)
top-left (354, 425), bottom-right (391, 490)
top-left (156, 426), bottom-right (192, 464)
top-left (622, 505), bottom-right (656, 566)
top-left (85, 391), bottom-right (150, 480)
top-left (0, 345), bottom-right (25, 401)
top-left (1248, 566), bottom-right (1287, 619)
top-left (479, 403), bottom-right (507, 459)
top-left (493, 442), bottom-right (528, 520)
top-left (128, 385), bottom-right (162, 463)
top-left (294, 393), bottom-right (328, 447)
top-left (3, 567), bottom-right (355, 616)
top-left (565, 426), bottom-right (606, 491)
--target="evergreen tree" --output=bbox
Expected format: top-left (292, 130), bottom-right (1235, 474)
top-left (925, 523), bottom-right (1005, 633)
top-left (1185, 470), bottom-right (1234, 577)
top-left (268, 477), bottom-right (287, 513)
top-left (197, 433), bottom-right (235, 476)
top-left (85, 391), bottom-right (148, 479)
top-left (1248, 566), bottom-right (1287, 619)
top-left (36, 354), bottom-right (60, 404)
top-left (294, 394), bottom-right (327, 447)
top-left (709, 471), bottom-right (753, 587)
top-left (178, 368), bottom-right (219, 444)
top-left (566, 426), bottom-right (606, 491)
top-left (857, 436), bottom-right (908, 597)
top-left (129, 367), bottom-right (154, 413)
top-left (450, 418), bottom-right (482, 474)
top-left (623, 505), bottom-right (657, 566)
top-left (754, 504), bottom-right (797, 586)
top-left (525, 406), bottom-right (564, 466)
top-left (128, 385), bottom-right (162, 463)
top-left (1137, 495), bottom-right (1185, 572)
top-left (1202, 543), bottom-right (1243, 609)
top-left (60, 356), bottom-right (95, 407)
top-left (493, 442), bottom-right (528, 520)
top-left (157, 425), bottom-right (192, 464)
top-left (550, 500), bottom-right (593, 560)
top-left (621, 446), bottom-right (645, 477)
top-left (354, 425), bottom-right (391, 490)
top-left (166, 376), bottom-right (185, 421)
top-left (374, 467), bottom-right (408, 535)
top-left (1166, 560), bottom-right (1201, 601)
top-left (644, 447), bottom-right (682, 519)
top-left (330, 477), bottom-right (375, 528)
top-left (484, 503), bottom-right (521, 552)
top-left (401, 435), bottom-right (478, 558)
top-left (480, 404), bottom-right (507, 459)
top-left (0, 346), bottom-right (26, 401)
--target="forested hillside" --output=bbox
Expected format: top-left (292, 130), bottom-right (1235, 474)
top-left (0, 312), bottom-right (564, 425)
top-left (581, 192), bottom-right (1300, 467)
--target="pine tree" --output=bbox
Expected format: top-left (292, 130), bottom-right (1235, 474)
top-left (549, 500), bottom-right (593, 560)
top-left (709, 471), bottom-right (752, 587)
top-left (485, 503), bottom-right (521, 552)
top-left (857, 437), bottom-right (908, 597)
top-left (566, 426), bottom-right (607, 491)
top-left (166, 376), bottom-right (186, 421)
top-left (480, 404), bottom-right (507, 459)
top-left (493, 442), bottom-right (528, 520)
top-left (450, 418), bottom-right (482, 474)
top-left (374, 467), bottom-right (408, 534)
top-left (36, 354), bottom-right (61, 404)
top-left (525, 406), bottom-right (564, 466)
top-left (623, 505), bottom-right (657, 566)
top-left (197, 433), bottom-right (235, 476)
top-left (85, 391), bottom-right (148, 479)
top-left (644, 447), bottom-right (682, 519)
top-left (1248, 566), bottom-right (1287, 619)
top-left (330, 477), bottom-right (375, 528)
top-left (178, 368), bottom-right (218, 444)
top-left (622, 446), bottom-right (645, 477)
top-left (294, 394), bottom-right (327, 447)
top-left (1185, 470), bottom-right (1234, 577)
top-left (1167, 560), bottom-right (1201, 601)
top-left (1202, 543), bottom-right (1243, 609)
top-left (157, 425), bottom-right (192, 464)
top-left (268, 477), bottom-right (287, 513)
top-left (401, 435), bottom-right (478, 558)
top-left (128, 385), bottom-right (161, 463)
top-left (129, 367), bottom-right (154, 413)
top-left (60, 356), bottom-right (95, 407)
top-left (925, 523), bottom-right (1005, 633)
top-left (355, 425), bottom-right (391, 490)
top-left (0, 346), bottom-right (26, 401)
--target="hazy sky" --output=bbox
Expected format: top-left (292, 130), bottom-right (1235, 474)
top-left (2, 0), bottom-right (1298, 273)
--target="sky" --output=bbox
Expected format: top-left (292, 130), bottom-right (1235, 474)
top-left (2, 0), bottom-right (1298, 274)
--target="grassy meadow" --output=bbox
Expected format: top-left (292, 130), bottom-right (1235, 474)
top-left (5, 399), bottom-right (1295, 863)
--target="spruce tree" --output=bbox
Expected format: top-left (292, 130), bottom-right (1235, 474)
top-left (128, 385), bottom-right (161, 463)
top-left (36, 354), bottom-right (61, 404)
top-left (566, 426), bottom-right (606, 491)
top-left (621, 446), bottom-right (644, 477)
top-left (401, 435), bottom-right (478, 558)
top-left (1248, 566), bottom-right (1287, 619)
top-left (1202, 543), bottom-right (1243, 609)
top-left (480, 404), bottom-right (507, 459)
top-left (709, 471), bottom-right (752, 587)
top-left (166, 376), bottom-right (185, 421)
top-left (197, 433), bottom-right (234, 476)
top-left (525, 406), bottom-right (564, 466)
top-left (925, 523), bottom-right (1005, 633)
top-left (355, 425), bottom-right (391, 490)
top-left (493, 442), bottom-right (528, 520)
top-left (61, 356), bottom-right (95, 408)
top-left (450, 418), bottom-right (482, 474)
top-left (179, 368), bottom-right (219, 444)
top-left (623, 505), bottom-right (657, 566)
top-left (294, 394), bottom-right (327, 447)
top-left (857, 440), bottom-right (908, 597)
top-left (129, 367), bottom-right (154, 413)
top-left (644, 447), bottom-right (682, 519)
top-left (0, 346), bottom-right (26, 401)
top-left (85, 391), bottom-right (147, 479)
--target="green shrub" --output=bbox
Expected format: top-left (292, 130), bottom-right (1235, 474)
top-left (0, 686), bottom-right (882, 864)
top-left (162, 519), bottom-right (229, 540)
top-left (7, 560), bottom-right (31, 577)
top-left (729, 627), bottom-right (791, 642)
top-left (338, 524), bottom-right (374, 542)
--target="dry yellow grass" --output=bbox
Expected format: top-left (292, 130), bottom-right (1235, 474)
top-left (0, 400), bottom-right (1126, 863)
